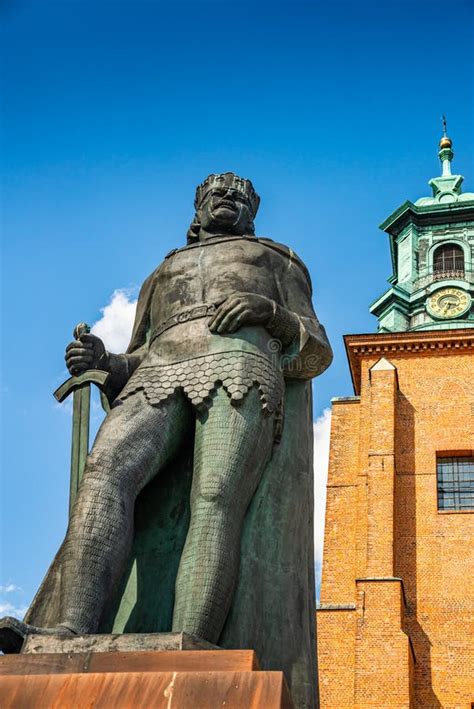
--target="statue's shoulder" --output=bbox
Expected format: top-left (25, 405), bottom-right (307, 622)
top-left (137, 264), bottom-right (164, 299)
top-left (256, 237), bottom-right (312, 287)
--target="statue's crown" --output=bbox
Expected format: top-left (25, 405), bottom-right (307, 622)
top-left (195, 172), bottom-right (260, 217)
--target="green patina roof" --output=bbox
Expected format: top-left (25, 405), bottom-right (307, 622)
top-left (371, 128), bottom-right (474, 333)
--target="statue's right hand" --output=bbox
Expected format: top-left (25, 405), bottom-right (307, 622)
top-left (65, 333), bottom-right (107, 376)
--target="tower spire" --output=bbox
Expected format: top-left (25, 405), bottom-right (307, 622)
top-left (425, 117), bottom-right (464, 201)
top-left (439, 115), bottom-right (453, 177)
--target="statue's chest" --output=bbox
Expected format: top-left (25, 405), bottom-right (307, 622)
top-left (152, 241), bottom-right (276, 313)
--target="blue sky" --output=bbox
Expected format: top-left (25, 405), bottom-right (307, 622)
top-left (1, 0), bottom-right (473, 615)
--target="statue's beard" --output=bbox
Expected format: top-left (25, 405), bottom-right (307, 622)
top-left (210, 203), bottom-right (246, 230)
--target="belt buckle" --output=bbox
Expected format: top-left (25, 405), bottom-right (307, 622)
top-left (178, 311), bottom-right (190, 323)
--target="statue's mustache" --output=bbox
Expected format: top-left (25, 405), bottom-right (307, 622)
top-left (209, 201), bottom-right (244, 228)
top-left (215, 200), bottom-right (237, 210)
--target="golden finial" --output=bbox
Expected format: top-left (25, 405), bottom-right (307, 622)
top-left (439, 114), bottom-right (452, 149)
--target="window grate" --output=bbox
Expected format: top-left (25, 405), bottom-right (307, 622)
top-left (437, 456), bottom-right (474, 511)
top-left (433, 244), bottom-right (465, 277)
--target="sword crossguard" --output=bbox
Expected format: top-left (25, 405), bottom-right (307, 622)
top-left (54, 369), bottom-right (110, 403)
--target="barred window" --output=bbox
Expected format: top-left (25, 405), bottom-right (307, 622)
top-left (437, 456), bottom-right (474, 511)
top-left (433, 244), bottom-right (464, 275)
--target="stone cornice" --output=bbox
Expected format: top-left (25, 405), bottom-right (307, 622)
top-left (379, 199), bottom-right (474, 236)
top-left (344, 327), bottom-right (474, 395)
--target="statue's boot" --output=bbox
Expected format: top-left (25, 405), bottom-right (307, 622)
top-left (0, 616), bottom-right (77, 654)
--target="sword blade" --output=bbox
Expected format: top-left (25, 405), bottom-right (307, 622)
top-left (69, 384), bottom-right (91, 515)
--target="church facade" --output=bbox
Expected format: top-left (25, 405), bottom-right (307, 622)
top-left (317, 132), bottom-right (474, 708)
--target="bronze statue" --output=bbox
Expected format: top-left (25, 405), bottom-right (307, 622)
top-left (0, 173), bottom-right (332, 708)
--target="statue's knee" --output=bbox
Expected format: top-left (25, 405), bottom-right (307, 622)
top-left (198, 478), bottom-right (230, 505)
top-left (81, 449), bottom-right (129, 498)
top-left (196, 482), bottom-right (237, 515)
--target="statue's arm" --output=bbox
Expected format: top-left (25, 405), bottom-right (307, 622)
top-left (205, 245), bottom-right (332, 379)
top-left (100, 345), bottom-right (147, 403)
top-left (274, 258), bottom-right (333, 379)
top-left (100, 271), bottom-right (157, 402)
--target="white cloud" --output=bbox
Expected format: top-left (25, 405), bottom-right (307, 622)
top-left (0, 602), bottom-right (28, 619)
top-left (313, 408), bottom-right (331, 568)
top-left (0, 583), bottom-right (28, 620)
top-left (91, 289), bottom-right (138, 354)
top-left (0, 584), bottom-right (20, 594)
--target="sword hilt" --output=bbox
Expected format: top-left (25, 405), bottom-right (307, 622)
top-left (55, 320), bottom-right (110, 405)
top-left (55, 320), bottom-right (110, 403)
top-left (73, 322), bottom-right (91, 340)
top-left (56, 322), bottom-right (111, 515)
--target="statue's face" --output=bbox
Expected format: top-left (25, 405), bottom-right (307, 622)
top-left (199, 187), bottom-right (253, 235)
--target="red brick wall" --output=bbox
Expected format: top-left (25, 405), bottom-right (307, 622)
top-left (317, 332), bottom-right (474, 709)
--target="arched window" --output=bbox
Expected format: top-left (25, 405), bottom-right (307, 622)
top-left (433, 243), bottom-right (464, 279)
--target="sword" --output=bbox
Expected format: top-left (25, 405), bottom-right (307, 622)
top-left (53, 323), bottom-right (110, 516)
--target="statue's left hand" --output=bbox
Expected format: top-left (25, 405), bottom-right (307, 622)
top-left (208, 293), bottom-right (273, 334)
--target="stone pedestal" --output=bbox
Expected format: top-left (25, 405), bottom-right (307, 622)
top-left (0, 633), bottom-right (294, 708)
top-left (21, 630), bottom-right (219, 655)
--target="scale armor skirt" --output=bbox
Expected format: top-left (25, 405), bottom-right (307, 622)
top-left (116, 351), bottom-right (284, 415)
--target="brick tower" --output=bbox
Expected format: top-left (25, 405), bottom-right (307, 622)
top-left (317, 129), bottom-right (474, 708)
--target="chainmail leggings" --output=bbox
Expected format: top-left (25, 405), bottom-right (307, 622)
top-left (58, 386), bottom-right (274, 641)
top-left (172, 386), bottom-right (274, 641)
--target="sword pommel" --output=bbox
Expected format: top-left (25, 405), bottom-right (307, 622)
top-left (73, 322), bottom-right (91, 340)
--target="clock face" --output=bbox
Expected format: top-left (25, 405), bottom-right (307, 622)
top-left (427, 287), bottom-right (471, 319)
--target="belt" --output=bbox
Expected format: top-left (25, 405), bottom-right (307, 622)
top-left (150, 303), bottom-right (218, 344)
